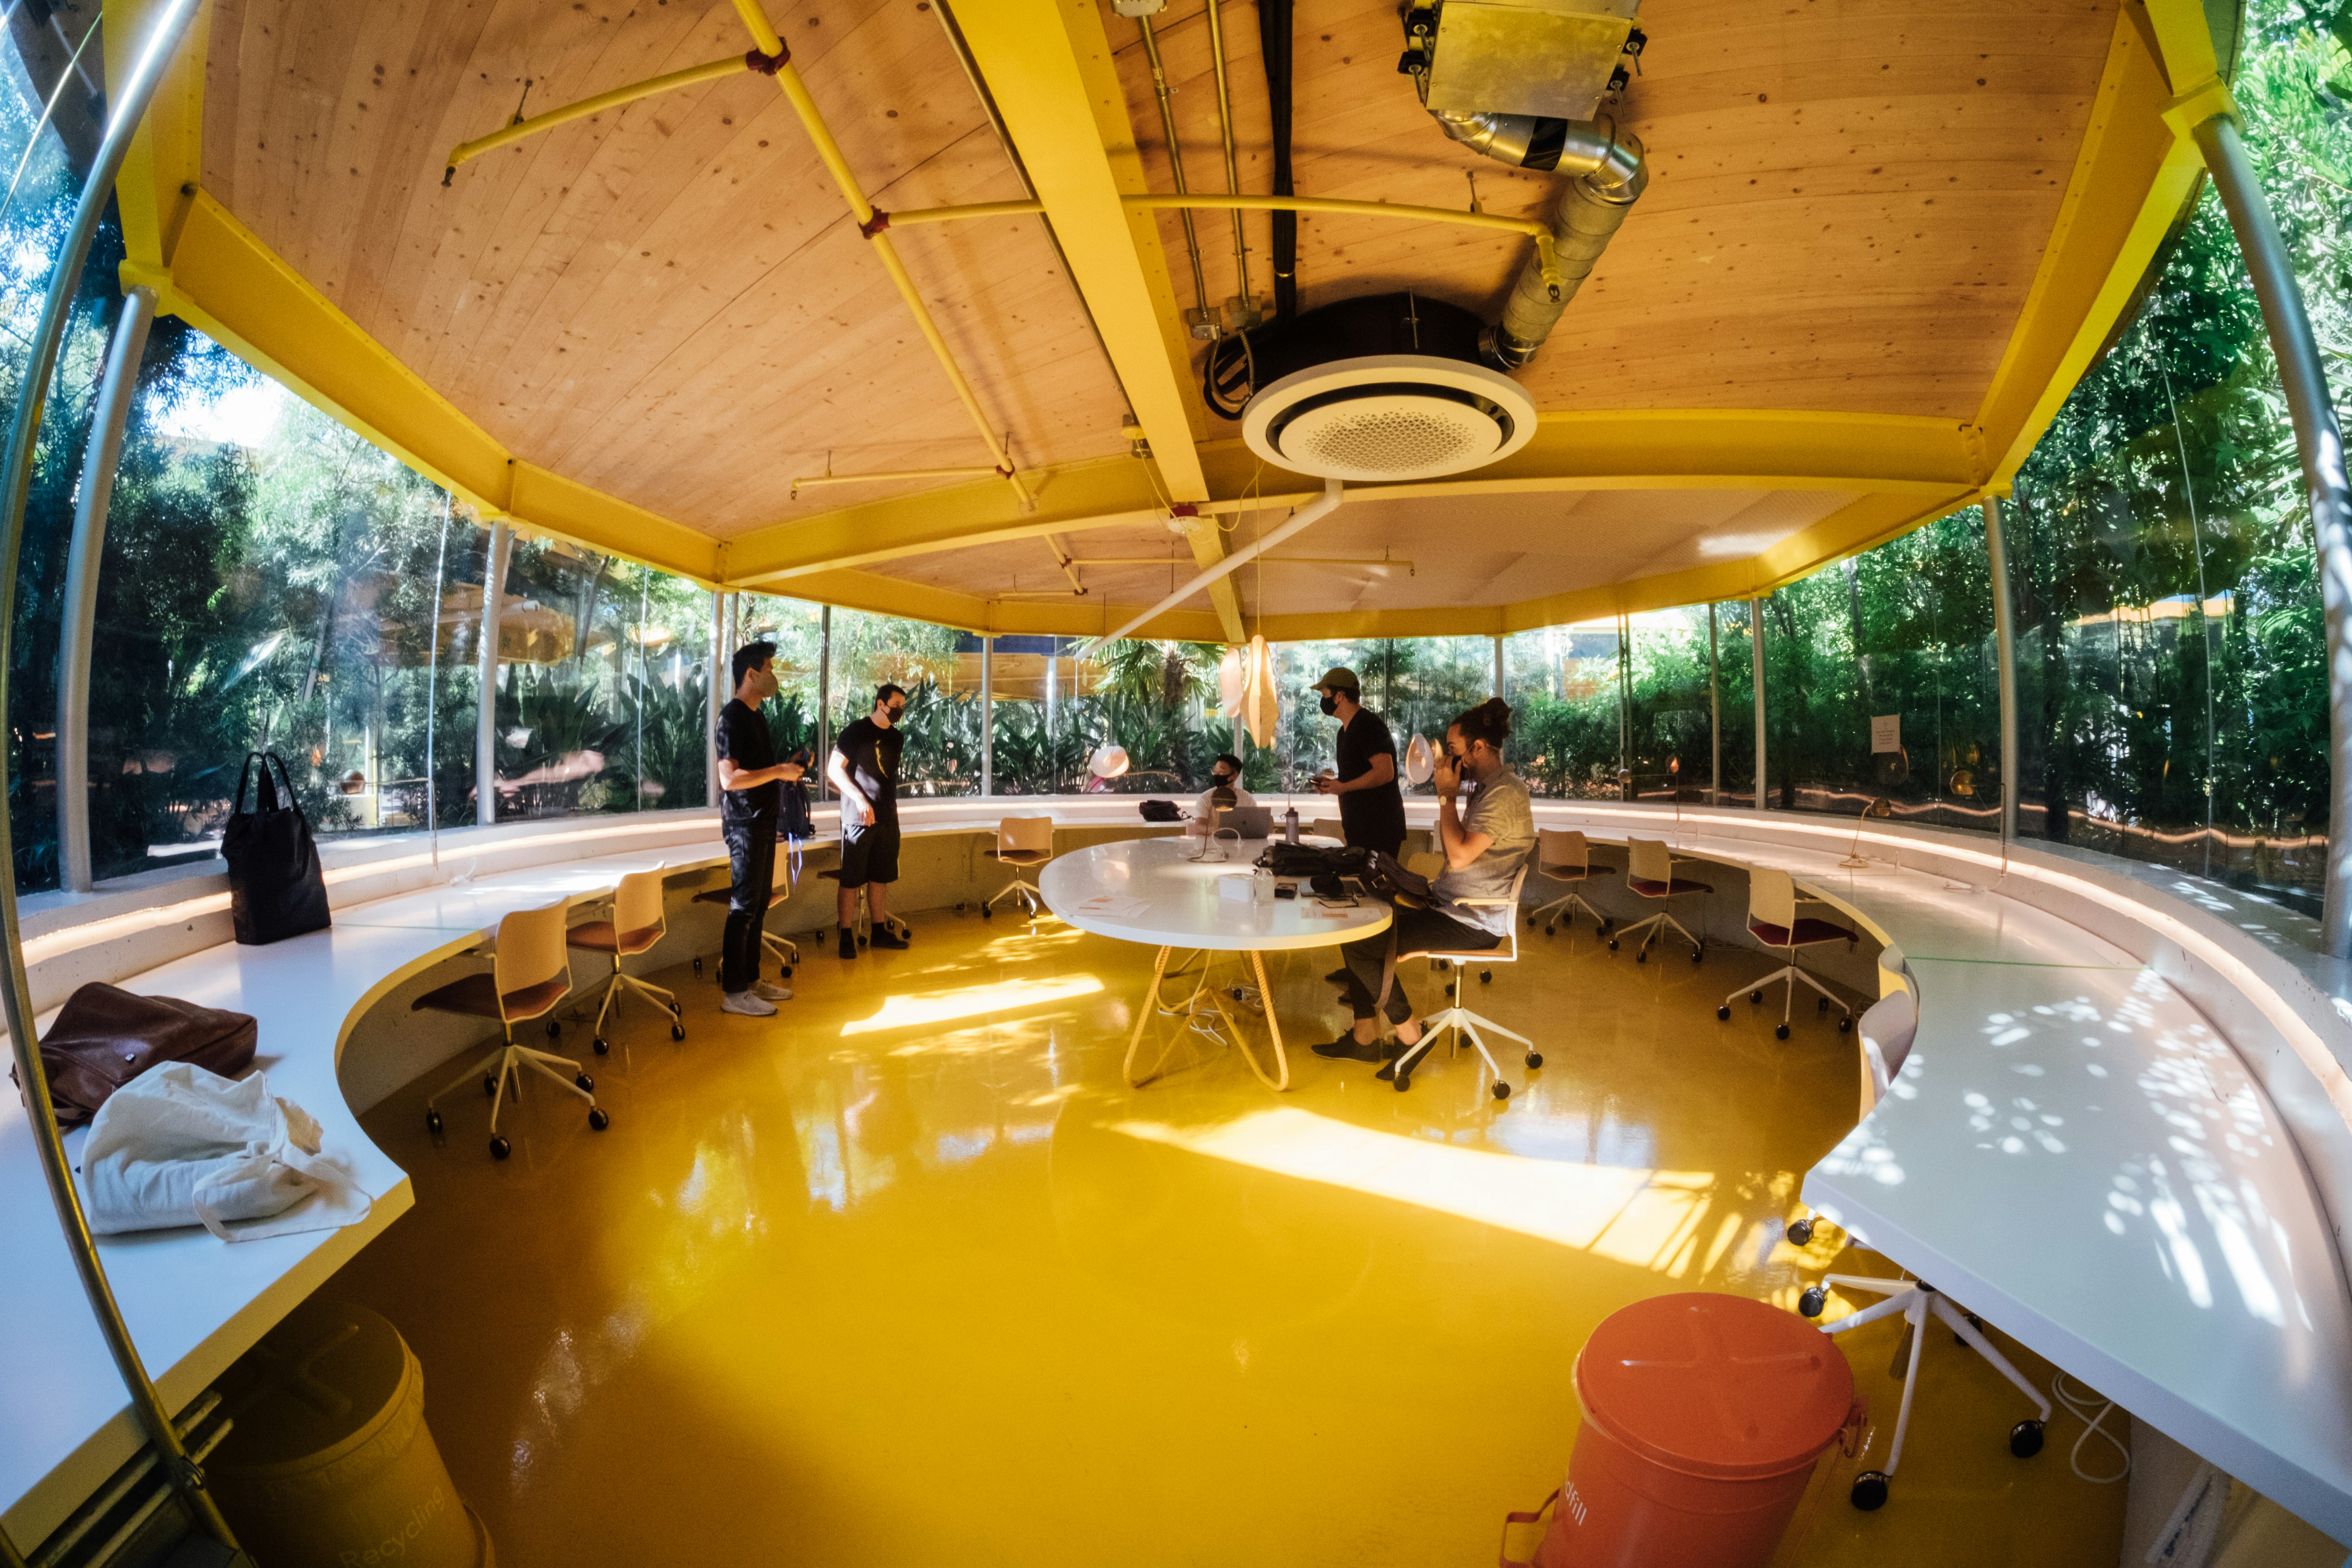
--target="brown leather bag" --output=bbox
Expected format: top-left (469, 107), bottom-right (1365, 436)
top-left (29, 983), bottom-right (258, 1127)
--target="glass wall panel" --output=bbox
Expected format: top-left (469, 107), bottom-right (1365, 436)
top-left (94, 334), bottom-right (476, 875)
top-left (826, 608), bottom-right (975, 797)
top-left (735, 593), bottom-right (825, 773)
top-left (3, 11), bottom-right (111, 890)
top-left (1502, 622), bottom-right (1621, 798)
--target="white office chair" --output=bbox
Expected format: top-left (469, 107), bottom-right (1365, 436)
top-left (691, 878), bottom-right (799, 981)
top-left (1526, 828), bottom-right (1614, 936)
top-left (1718, 865), bottom-right (1858, 1039)
top-left (567, 867), bottom-right (686, 1054)
top-left (417, 898), bottom-right (608, 1158)
top-left (1381, 865), bottom-right (1535, 1100)
top-left (1613, 836), bottom-right (1710, 963)
top-left (982, 816), bottom-right (1053, 919)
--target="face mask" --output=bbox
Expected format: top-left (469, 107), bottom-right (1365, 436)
top-left (883, 705), bottom-right (906, 724)
top-left (1319, 694), bottom-right (1338, 717)
top-left (1212, 772), bottom-right (1231, 787)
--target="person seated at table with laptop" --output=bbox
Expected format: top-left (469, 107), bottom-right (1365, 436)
top-left (1193, 753), bottom-right (1255, 820)
top-left (1314, 698), bottom-right (1534, 1065)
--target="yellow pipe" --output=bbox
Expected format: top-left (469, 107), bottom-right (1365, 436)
top-left (720, 0), bottom-right (1030, 508)
top-left (444, 56), bottom-right (751, 180)
top-left (791, 466), bottom-right (998, 499)
top-left (884, 193), bottom-right (1563, 300)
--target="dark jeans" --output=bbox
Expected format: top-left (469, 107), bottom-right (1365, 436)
top-left (722, 814), bottom-right (778, 993)
top-left (1340, 903), bottom-right (1498, 1024)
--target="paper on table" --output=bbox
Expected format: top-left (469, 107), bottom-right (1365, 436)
top-left (1072, 894), bottom-right (1149, 920)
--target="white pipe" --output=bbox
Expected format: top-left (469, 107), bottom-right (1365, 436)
top-left (58, 285), bottom-right (156, 893)
top-left (476, 523), bottom-right (510, 826)
top-left (1985, 495), bottom-right (2020, 844)
top-left (1080, 479), bottom-right (1343, 654)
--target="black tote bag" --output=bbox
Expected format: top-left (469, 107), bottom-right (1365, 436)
top-left (222, 752), bottom-right (331, 944)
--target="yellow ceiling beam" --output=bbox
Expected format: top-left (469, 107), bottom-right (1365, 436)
top-left (1973, 6), bottom-right (2207, 486)
top-left (107, 0), bottom-right (206, 271)
top-left (951, 0), bottom-right (1209, 504)
top-left (784, 567), bottom-right (1225, 641)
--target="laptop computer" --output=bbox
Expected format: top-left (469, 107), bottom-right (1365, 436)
top-left (1216, 804), bottom-right (1277, 839)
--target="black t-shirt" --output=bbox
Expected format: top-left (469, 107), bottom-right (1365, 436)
top-left (1335, 708), bottom-right (1408, 851)
top-left (833, 716), bottom-right (904, 821)
top-left (716, 698), bottom-right (778, 823)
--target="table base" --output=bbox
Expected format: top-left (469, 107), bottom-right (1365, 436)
top-left (1122, 947), bottom-right (1290, 1092)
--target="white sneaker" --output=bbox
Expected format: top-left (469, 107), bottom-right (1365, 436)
top-left (720, 989), bottom-right (777, 1017)
top-left (755, 980), bottom-right (793, 1002)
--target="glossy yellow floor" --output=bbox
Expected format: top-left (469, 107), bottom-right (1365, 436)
top-left (330, 909), bottom-right (2125, 1566)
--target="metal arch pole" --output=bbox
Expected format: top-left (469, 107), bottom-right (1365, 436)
top-left (817, 604), bottom-right (832, 801)
top-left (980, 636), bottom-right (994, 796)
top-left (1492, 631), bottom-right (1505, 700)
top-left (1752, 598), bottom-right (1768, 810)
top-left (476, 522), bottom-right (511, 827)
top-left (2191, 110), bottom-right (2352, 957)
top-left (57, 284), bottom-right (155, 893)
top-left (708, 589), bottom-right (725, 809)
top-left (1708, 602), bottom-right (1721, 807)
top-left (0, 0), bottom-right (241, 1546)
top-left (1984, 495), bottom-right (2021, 844)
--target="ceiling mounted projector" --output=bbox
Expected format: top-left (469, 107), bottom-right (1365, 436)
top-left (1206, 293), bottom-right (1536, 482)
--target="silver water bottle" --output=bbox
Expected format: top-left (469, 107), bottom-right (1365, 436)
top-left (1284, 805), bottom-right (1299, 844)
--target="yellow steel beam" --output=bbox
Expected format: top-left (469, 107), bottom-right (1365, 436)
top-left (1972, 7), bottom-right (2207, 486)
top-left (107, 0), bottom-right (206, 271)
top-left (117, 193), bottom-right (723, 583)
top-left (951, 0), bottom-right (1211, 502)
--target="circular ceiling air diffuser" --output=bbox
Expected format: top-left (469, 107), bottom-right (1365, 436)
top-left (1240, 354), bottom-right (1537, 482)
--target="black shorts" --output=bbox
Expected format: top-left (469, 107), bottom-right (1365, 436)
top-left (838, 817), bottom-right (901, 886)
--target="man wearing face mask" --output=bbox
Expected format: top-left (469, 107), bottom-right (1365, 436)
top-left (1309, 667), bottom-right (1407, 858)
top-left (715, 642), bottom-right (807, 1017)
top-left (828, 683), bottom-right (910, 960)
top-left (1194, 753), bottom-right (1255, 819)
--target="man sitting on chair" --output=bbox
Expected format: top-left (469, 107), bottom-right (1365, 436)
top-left (1193, 753), bottom-right (1254, 819)
top-left (1315, 698), bottom-right (1533, 1064)
top-left (829, 683), bottom-right (909, 960)
top-left (716, 641), bottom-right (806, 1017)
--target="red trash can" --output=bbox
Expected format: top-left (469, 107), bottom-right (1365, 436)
top-left (1508, 1292), bottom-right (1860, 1568)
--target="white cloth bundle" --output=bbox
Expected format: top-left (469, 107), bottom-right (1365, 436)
top-left (82, 1062), bottom-right (371, 1241)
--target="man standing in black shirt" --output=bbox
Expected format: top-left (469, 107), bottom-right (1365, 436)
top-left (828, 683), bottom-right (909, 960)
top-left (1310, 666), bottom-right (1408, 857)
top-left (715, 642), bottom-right (806, 1017)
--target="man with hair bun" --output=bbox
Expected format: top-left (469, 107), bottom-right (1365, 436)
top-left (1316, 697), bottom-right (1534, 1066)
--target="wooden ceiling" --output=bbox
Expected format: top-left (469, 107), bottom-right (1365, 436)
top-left (130, 0), bottom-right (2188, 637)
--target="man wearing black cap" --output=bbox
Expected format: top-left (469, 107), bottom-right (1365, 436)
top-left (1310, 666), bottom-right (1407, 858)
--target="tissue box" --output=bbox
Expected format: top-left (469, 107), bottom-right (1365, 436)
top-left (1218, 875), bottom-right (1255, 903)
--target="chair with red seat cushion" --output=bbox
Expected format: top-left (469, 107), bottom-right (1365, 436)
top-left (417, 897), bottom-right (606, 1158)
top-left (1718, 865), bottom-right (1857, 1038)
top-left (1613, 837), bottom-right (1711, 963)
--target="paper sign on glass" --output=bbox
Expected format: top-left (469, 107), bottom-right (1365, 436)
top-left (1870, 714), bottom-right (1901, 753)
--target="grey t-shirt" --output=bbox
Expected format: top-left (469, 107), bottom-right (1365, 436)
top-left (1433, 768), bottom-right (1536, 937)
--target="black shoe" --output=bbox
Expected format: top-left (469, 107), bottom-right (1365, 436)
top-left (870, 928), bottom-right (909, 950)
top-left (1324, 967), bottom-right (1350, 984)
top-left (838, 929), bottom-right (857, 960)
top-left (1313, 1033), bottom-right (1390, 1063)
top-left (1374, 1032), bottom-right (1431, 1081)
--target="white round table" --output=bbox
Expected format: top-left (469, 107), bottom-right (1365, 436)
top-left (1040, 836), bottom-right (1390, 1090)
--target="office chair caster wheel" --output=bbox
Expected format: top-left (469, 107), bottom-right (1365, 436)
top-left (576, 1072), bottom-right (595, 1092)
top-left (1751, 990), bottom-right (1762, 1004)
top-left (483, 1072), bottom-right (499, 1097)
top-left (1775, 1023), bottom-right (1790, 1041)
top-left (490, 1135), bottom-right (512, 1160)
top-left (1607, 938), bottom-right (1618, 952)
top-left (1718, 1005), bottom-right (1731, 1020)
top-left (1545, 924), bottom-right (1557, 937)
top-left (2010, 1420), bottom-right (2045, 1458)
top-left (592, 1037), bottom-right (610, 1056)
top-left (1480, 970), bottom-right (1491, 984)
top-left (1691, 946), bottom-right (1703, 965)
top-left (1787, 1216), bottom-right (1814, 1246)
top-left (1446, 982), bottom-right (1457, 997)
top-left (588, 1108), bottom-right (611, 1132)
top-left (669, 1001), bottom-right (683, 1017)
top-left (1635, 949), bottom-right (1647, 964)
top-left (1838, 1015), bottom-right (1853, 1033)
top-left (1492, 1080), bottom-right (1509, 1100)
top-left (671, 1023), bottom-right (686, 1042)
top-left (1599, 918), bottom-right (1612, 935)
top-left (426, 1108), bottom-right (444, 1136)
top-left (546, 1019), bottom-right (561, 1038)
top-left (1850, 1472), bottom-right (1889, 1511)
top-left (1527, 911), bottom-right (1538, 927)
top-left (1818, 994), bottom-right (1830, 1012)
top-left (1393, 1072), bottom-right (1411, 1092)
top-left (980, 906), bottom-right (992, 919)
top-left (779, 966), bottom-right (793, 979)
top-left (1525, 1051), bottom-right (1542, 1068)
top-left (1799, 1284), bottom-right (1827, 1317)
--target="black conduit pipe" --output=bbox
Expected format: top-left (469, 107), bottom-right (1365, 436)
top-left (1259, 0), bottom-right (1296, 322)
